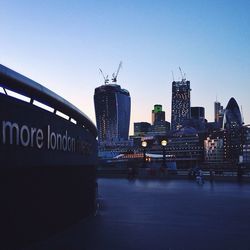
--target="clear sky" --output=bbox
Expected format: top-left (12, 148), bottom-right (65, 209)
top-left (1, 0), bottom-right (250, 134)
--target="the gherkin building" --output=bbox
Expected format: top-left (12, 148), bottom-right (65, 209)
top-left (223, 97), bottom-right (242, 129)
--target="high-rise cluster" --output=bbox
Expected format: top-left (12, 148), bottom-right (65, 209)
top-left (94, 66), bottom-right (249, 166)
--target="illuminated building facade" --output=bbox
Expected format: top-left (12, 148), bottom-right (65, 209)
top-left (243, 126), bottom-right (250, 165)
top-left (222, 97), bottom-right (242, 130)
top-left (171, 80), bottom-right (191, 131)
top-left (152, 104), bottom-right (165, 124)
top-left (151, 104), bottom-right (170, 135)
top-left (214, 101), bottom-right (223, 123)
top-left (204, 98), bottom-right (243, 165)
top-left (94, 84), bottom-right (131, 145)
top-left (222, 97), bottom-right (243, 163)
top-left (134, 122), bottom-right (151, 136)
top-left (204, 136), bottom-right (224, 163)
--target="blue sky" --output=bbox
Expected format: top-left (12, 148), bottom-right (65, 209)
top-left (1, 0), bottom-right (249, 134)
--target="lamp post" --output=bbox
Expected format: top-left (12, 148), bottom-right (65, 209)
top-left (142, 141), bottom-right (147, 165)
top-left (161, 140), bottom-right (167, 167)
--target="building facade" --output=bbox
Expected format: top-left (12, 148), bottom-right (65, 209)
top-left (191, 107), bottom-right (205, 120)
top-left (243, 126), bottom-right (250, 165)
top-left (134, 122), bottom-right (151, 136)
top-left (171, 80), bottom-right (191, 131)
top-left (94, 84), bottom-right (131, 146)
top-left (204, 136), bottom-right (224, 163)
top-left (214, 101), bottom-right (223, 123)
top-left (204, 98), bottom-right (243, 165)
top-left (152, 104), bottom-right (165, 124)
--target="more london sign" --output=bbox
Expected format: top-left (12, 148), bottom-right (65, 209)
top-left (1, 121), bottom-right (88, 154)
top-left (0, 93), bottom-right (96, 167)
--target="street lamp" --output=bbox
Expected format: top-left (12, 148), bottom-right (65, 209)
top-left (161, 140), bottom-right (167, 167)
top-left (142, 141), bottom-right (147, 165)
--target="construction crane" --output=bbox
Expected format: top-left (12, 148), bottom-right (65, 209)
top-left (99, 68), bottom-right (109, 85)
top-left (112, 61), bottom-right (122, 83)
top-left (171, 70), bottom-right (175, 82)
top-left (179, 67), bottom-right (186, 81)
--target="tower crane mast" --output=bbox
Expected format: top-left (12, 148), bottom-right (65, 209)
top-left (99, 68), bottom-right (109, 85)
top-left (179, 67), bottom-right (186, 81)
top-left (112, 61), bottom-right (122, 83)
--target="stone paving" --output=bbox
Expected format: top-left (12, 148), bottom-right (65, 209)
top-left (24, 178), bottom-right (250, 250)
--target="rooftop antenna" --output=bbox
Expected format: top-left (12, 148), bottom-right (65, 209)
top-left (99, 68), bottom-right (109, 85)
top-left (112, 61), bottom-right (122, 83)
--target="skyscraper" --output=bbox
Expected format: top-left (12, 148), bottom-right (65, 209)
top-left (222, 97), bottom-right (242, 130)
top-left (171, 79), bottom-right (191, 131)
top-left (214, 101), bottom-right (223, 123)
top-left (94, 84), bottom-right (131, 146)
top-left (223, 97), bottom-right (243, 162)
top-left (152, 104), bottom-right (165, 124)
top-left (151, 104), bottom-right (170, 135)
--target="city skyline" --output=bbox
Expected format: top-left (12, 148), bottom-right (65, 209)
top-left (1, 0), bottom-right (249, 134)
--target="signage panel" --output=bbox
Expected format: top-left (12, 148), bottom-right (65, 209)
top-left (0, 94), bottom-right (98, 168)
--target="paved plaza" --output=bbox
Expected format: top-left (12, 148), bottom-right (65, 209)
top-left (25, 178), bottom-right (250, 250)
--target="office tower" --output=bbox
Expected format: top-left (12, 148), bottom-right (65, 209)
top-left (214, 101), bottom-right (223, 123)
top-left (94, 84), bottom-right (131, 145)
top-left (191, 107), bottom-right (205, 120)
top-left (134, 122), bottom-right (151, 136)
top-left (150, 104), bottom-right (170, 135)
top-left (222, 97), bottom-right (242, 130)
top-left (152, 104), bottom-right (165, 124)
top-left (171, 79), bottom-right (191, 131)
top-left (223, 97), bottom-right (243, 162)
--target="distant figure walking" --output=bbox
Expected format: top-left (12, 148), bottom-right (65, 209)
top-left (196, 169), bottom-right (204, 184)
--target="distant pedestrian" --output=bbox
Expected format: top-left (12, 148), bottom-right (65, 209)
top-left (196, 169), bottom-right (204, 184)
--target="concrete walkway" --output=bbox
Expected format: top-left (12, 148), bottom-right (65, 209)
top-left (24, 178), bottom-right (250, 250)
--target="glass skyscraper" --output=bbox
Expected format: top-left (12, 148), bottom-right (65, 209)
top-left (222, 97), bottom-right (242, 130)
top-left (94, 84), bottom-right (131, 145)
top-left (214, 101), bottom-right (223, 123)
top-left (171, 80), bottom-right (191, 131)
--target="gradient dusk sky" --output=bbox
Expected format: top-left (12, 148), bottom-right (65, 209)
top-left (1, 0), bottom-right (249, 134)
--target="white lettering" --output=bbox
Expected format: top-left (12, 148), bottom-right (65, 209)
top-left (56, 133), bottom-right (62, 150)
top-left (1, 121), bottom-right (80, 153)
top-left (20, 125), bottom-right (30, 147)
top-left (50, 132), bottom-right (56, 150)
top-left (2, 121), bottom-right (19, 145)
top-left (47, 125), bottom-right (50, 149)
top-left (36, 129), bottom-right (43, 149)
top-left (30, 127), bottom-right (37, 147)
top-left (63, 130), bottom-right (67, 151)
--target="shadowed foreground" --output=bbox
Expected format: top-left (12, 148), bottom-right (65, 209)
top-left (23, 179), bottom-right (250, 250)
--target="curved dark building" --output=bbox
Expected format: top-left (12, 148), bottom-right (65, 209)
top-left (94, 84), bottom-right (131, 145)
top-left (223, 97), bottom-right (242, 129)
top-left (0, 64), bottom-right (98, 249)
top-left (222, 97), bottom-right (243, 163)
